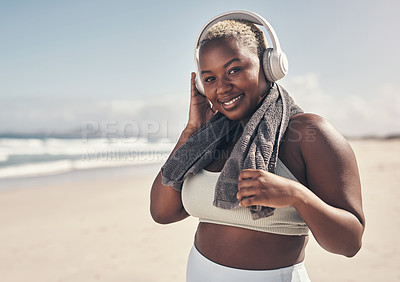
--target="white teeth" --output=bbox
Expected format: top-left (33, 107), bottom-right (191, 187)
top-left (223, 95), bottom-right (241, 105)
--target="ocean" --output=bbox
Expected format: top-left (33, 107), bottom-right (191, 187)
top-left (0, 137), bottom-right (175, 180)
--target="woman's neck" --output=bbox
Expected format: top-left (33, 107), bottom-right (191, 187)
top-left (240, 82), bottom-right (273, 126)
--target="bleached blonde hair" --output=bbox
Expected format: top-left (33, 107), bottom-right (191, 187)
top-left (199, 19), bottom-right (268, 59)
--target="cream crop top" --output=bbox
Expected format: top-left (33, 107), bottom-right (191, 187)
top-left (181, 159), bottom-right (309, 236)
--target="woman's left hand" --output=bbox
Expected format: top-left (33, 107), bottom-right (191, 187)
top-left (237, 169), bottom-right (301, 208)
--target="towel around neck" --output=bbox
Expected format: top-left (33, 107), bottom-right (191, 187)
top-left (161, 83), bottom-right (303, 220)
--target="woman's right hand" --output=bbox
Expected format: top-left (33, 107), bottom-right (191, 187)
top-left (186, 72), bottom-right (215, 134)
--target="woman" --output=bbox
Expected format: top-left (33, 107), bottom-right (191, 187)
top-left (150, 10), bottom-right (365, 282)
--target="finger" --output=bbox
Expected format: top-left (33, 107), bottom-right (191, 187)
top-left (191, 72), bottom-right (199, 97)
top-left (237, 178), bottom-right (259, 190)
top-left (236, 186), bottom-right (258, 201)
top-left (191, 71), bottom-right (196, 84)
top-left (239, 169), bottom-right (262, 181)
top-left (239, 195), bottom-right (261, 207)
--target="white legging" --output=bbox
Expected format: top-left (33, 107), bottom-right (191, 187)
top-left (186, 245), bottom-right (311, 282)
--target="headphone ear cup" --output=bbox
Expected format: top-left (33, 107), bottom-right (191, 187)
top-left (262, 48), bottom-right (275, 82)
top-left (262, 48), bottom-right (288, 82)
top-left (195, 73), bottom-right (205, 95)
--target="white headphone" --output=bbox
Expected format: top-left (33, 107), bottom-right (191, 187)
top-left (194, 10), bottom-right (288, 95)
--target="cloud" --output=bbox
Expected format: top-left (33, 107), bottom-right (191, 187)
top-left (283, 73), bottom-right (333, 116)
top-left (284, 74), bottom-right (400, 137)
top-left (1, 75), bottom-right (399, 138)
top-left (0, 94), bottom-right (189, 139)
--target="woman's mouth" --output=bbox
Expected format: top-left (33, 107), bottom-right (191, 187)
top-left (219, 94), bottom-right (243, 110)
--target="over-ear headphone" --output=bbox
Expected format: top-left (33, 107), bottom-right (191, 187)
top-left (194, 10), bottom-right (288, 95)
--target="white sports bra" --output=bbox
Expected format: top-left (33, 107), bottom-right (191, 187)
top-left (181, 159), bottom-right (309, 236)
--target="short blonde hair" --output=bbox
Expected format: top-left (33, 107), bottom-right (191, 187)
top-left (199, 19), bottom-right (268, 59)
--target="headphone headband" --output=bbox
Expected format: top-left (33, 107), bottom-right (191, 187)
top-left (195, 10), bottom-right (282, 53)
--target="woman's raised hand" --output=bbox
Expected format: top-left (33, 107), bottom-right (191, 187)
top-left (186, 72), bottom-right (215, 133)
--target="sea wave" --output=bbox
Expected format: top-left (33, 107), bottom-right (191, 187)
top-left (0, 137), bottom-right (170, 156)
top-left (0, 137), bottom-right (175, 179)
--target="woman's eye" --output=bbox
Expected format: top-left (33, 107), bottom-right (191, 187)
top-left (204, 76), bottom-right (215, 83)
top-left (228, 67), bottom-right (241, 75)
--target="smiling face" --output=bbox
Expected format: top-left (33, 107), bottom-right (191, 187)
top-left (199, 37), bottom-right (269, 122)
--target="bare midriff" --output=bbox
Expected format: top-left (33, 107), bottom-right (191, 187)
top-left (195, 222), bottom-right (308, 270)
top-left (195, 123), bottom-right (309, 270)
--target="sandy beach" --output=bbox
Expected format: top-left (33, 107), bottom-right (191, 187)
top-left (0, 139), bottom-right (399, 282)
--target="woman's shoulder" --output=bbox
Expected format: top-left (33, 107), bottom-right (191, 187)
top-left (287, 112), bottom-right (343, 140)
top-left (288, 112), bottom-right (327, 132)
top-left (286, 112), bottom-right (354, 162)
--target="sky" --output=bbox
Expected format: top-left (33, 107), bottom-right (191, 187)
top-left (1, 0), bottom-right (399, 138)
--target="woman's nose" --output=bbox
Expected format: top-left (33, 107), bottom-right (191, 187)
top-left (216, 77), bottom-right (232, 95)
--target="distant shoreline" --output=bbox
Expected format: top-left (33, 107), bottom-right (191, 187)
top-left (0, 132), bottom-right (400, 141)
top-left (345, 134), bottom-right (400, 140)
